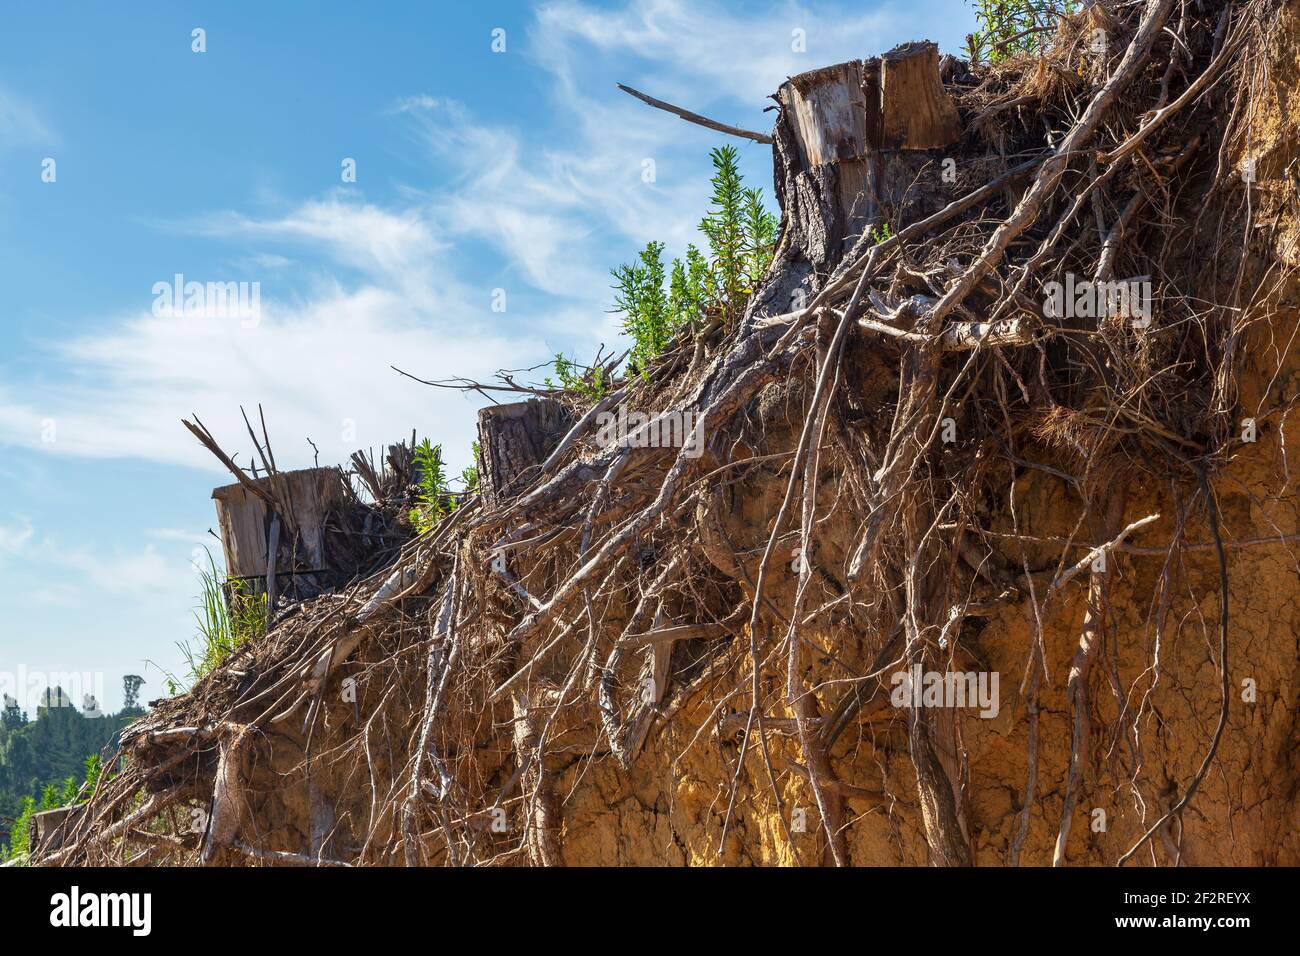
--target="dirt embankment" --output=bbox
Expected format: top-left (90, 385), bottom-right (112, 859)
top-left (574, 7), bottom-right (1300, 866)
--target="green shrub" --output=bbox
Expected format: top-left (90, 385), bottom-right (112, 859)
top-left (966, 0), bottom-right (1076, 63)
top-left (669, 244), bottom-right (710, 331)
top-left (608, 145), bottom-right (779, 379)
top-left (462, 440), bottom-right (481, 496)
top-left (742, 187), bottom-right (779, 292)
top-left (410, 438), bottom-right (455, 534)
top-left (613, 241), bottom-right (673, 373)
top-left (546, 353), bottom-right (608, 399)
top-left (4, 795), bottom-right (35, 862)
top-left (83, 754), bottom-right (103, 794)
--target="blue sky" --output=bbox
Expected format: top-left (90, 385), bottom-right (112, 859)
top-left (0, 0), bottom-right (977, 712)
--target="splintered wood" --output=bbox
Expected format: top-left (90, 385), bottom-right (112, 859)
top-left (876, 42), bottom-right (962, 150)
top-left (212, 467), bottom-right (345, 578)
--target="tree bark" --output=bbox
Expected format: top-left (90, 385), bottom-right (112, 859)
top-left (477, 399), bottom-right (575, 509)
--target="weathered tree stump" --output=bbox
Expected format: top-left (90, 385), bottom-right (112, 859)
top-left (30, 805), bottom-right (77, 855)
top-left (212, 467), bottom-right (345, 579)
top-left (778, 59), bottom-right (873, 267)
top-left (212, 467), bottom-right (351, 608)
top-left (762, 40), bottom-right (961, 316)
top-left (476, 399), bottom-right (575, 508)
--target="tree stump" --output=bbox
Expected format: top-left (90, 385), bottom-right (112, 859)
top-left (30, 805), bottom-right (77, 855)
top-left (761, 40), bottom-right (961, 316)
top-left (476, 399), bottom-right (575, 508)
top-left (212, 467), bottom-right (345, 578)
top-left (775, 60), bottom-right (872, 276)
top-left (211, 467), bottom-right (346, 588)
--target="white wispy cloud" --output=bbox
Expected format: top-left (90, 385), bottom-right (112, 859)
top-left (0, 165), bottom-right (557, 471)
top-left (55, 543), bottom-right (194, 597)
top-left (3, 532), bottom-right (200, 611)
top-left (533, 0), bottom-right (900, 104)
top-left (202, 196), bottom-right (451, 298)
top-left (0, 85), bottom-right (54, 146)
top-left (0, 517), bottom-right (34, 555)
top-left (0, 281), bottom-right (536, 473)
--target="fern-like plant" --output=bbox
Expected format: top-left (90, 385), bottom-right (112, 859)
top-left (742, 187), bottom-right (779, 292)
top-left (668, 243), bottom-right (710, 333)
top-left (613, 241), bottom-right (674, 374)
top-left (40, 783), bottom-right (60, 811)
top-left (699, 145), bottom-right (748, 322)
top-left (83, 754), bottom-right (103, 794)
top-left (4, 795), bottom-right (35, 862)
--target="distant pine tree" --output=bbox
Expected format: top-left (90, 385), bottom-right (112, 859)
top-left (0, 687), bottom-right (141, 859)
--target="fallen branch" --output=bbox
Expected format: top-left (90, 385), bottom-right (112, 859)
top-left (617, 83), bottom-right (773, 144)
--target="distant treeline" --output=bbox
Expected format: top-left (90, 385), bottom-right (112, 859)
top-left (0, 685), bottom-right (145, 857)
